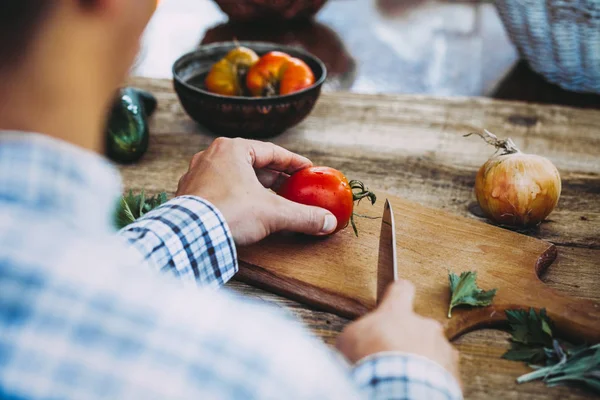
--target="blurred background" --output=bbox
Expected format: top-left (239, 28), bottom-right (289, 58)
top-left (134, 0), bottom-right (600, 108)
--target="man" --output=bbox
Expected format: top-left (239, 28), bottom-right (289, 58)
top-left (0, 1), bottom-right (462, 399)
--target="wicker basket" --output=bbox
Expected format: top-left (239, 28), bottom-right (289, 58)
top-left (495, 0), bottom-right (600, 94)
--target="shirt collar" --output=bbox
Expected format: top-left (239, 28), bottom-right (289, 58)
top-left (0, 132), bottom-right (122, 231)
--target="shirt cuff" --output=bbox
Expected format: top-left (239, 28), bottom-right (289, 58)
top-left (118, 195), bottom-right (238, 288)
top-left (351, 352), bottom-right (463, 400)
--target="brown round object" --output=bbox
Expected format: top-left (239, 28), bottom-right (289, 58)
top-left (212, 0), bottom-right (329, 22)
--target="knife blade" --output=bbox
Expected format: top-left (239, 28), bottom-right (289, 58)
top-left (376, 199), bottom-right (398, 304)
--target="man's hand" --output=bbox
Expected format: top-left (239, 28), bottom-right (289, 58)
top-left (176, 137), bottom-right (338, 246)
top-left (336, 280), bottom-right (461, 384)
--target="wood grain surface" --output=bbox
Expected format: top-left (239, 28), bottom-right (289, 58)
top-left (122, 77), bottom-right (600, 399)
top-left (238, 192), bottom-right (600, 343)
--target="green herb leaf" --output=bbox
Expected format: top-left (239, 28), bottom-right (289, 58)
top-left (502, 342), bottom-right (548, 364)
top-left (447, 271), bottom-right (496, 318)
top-left (502, 308), bottom-right (555, 364)
top-left (114, 192), bottom-right (136, 229)
top-left (506, 308), bottom-right (554, 347)
top-left (114, 190), bottom-right (169, 229)
top-left (138, 189), bottom-right (146, 218)
top-left (516, 343), bottom-right (600, 394)
top-left (502, 308), bottom-right (600, 395)
top-left (142, 192), bottom-right (168, 217)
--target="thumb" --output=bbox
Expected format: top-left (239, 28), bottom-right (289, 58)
top-left (378, 279), bottom-right (415, 314)
top-left (273, 197), bottom-right (338, 235)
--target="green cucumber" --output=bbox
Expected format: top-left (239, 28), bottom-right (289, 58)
top-left (105, 87), bottom-right (157, 164)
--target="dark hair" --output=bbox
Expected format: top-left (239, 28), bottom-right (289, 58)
top-left (0, 1), bottom-right (54, 69)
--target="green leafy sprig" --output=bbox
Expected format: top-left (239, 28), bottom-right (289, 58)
top-left (502, 308), bottom-right (554, 363)
top-left (447, 271), bottom-right (497, 318)
top-left (115, 190), bottom-right (168, 229)
top-left (502, 308), bottom-right (600, 394)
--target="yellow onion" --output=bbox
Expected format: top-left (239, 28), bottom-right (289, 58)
top-left (468, 130), bottom-right (561, 228)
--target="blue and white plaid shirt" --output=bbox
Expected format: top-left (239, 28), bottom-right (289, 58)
top-left (0, 133), bottom-right (462, 400)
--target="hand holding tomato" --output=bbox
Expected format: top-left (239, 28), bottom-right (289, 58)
top-left (175, 138), bottom-right (338, 246)
top-left (277, 166), bottom-right (376, 235)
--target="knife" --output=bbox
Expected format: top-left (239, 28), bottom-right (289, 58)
top-left (376, 199), bottom-right (398, 304)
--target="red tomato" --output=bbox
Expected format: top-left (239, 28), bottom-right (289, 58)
top-left (277, 166), bottom-right (375, 234)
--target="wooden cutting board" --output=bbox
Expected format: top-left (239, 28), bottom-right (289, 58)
top-left (238, 192), bottom-right (600, 342)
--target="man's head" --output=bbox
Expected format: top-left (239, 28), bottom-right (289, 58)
top-left (0, 0), bottom-right (157, 76)
top-left (0, 1), bottom-right (53, 69)
top-left (0, 0), bottom-right (158, 150)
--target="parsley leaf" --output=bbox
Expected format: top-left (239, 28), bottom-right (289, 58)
top-left (114, 189), bottom-right (169, 229)
top-left (502, 308), bottom-right (560, 363)
top-left (504, 308), bottom-right (553, 351)
top-left (447, 271), bottom-right (496, 318)
top-left (501, 342), bottom-right (548, 364)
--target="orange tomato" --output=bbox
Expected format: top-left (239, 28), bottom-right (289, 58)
top-left (279, 57), bottom-right (315, 95)
top-left (246, 51), bottom-right (291, 96)
top-left (246, 51), bottom-right (315, 97)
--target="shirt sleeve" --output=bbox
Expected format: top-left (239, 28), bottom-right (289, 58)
top-left (351, 352), bottom-right (463, 400)
top-left (117, 195), bottom-right (238, 288)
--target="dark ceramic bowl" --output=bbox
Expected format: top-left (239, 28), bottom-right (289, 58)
top-left (172, 41), bottom-right (327, 138)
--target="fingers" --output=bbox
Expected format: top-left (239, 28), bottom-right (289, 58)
top-left (377, 280), bottom-right (416, 314)
top-left (200, 137), bottom-right (312, 175)
top-left (188, 151), bottom-right (204, 170)
top-left (272, 197), bottom-right (337, 235)
top-left (255, 168), bottom-right (289, 190)
top-left (244, 139), bottom-right (312, 174)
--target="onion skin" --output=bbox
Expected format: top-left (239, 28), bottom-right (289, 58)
top-left (475, 153), bottom-right (561, 227)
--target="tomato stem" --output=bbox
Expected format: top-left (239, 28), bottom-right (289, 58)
top-left (348, 179), bottom-right (377, 237)
top-left (353, 213), bottom-right (381, 220)
top-left (262, 71), bottom-right (279, 97)
top-left (350, 214), bottom-right (358, 237)
top-left (349, 180), bottom-right (377, 205)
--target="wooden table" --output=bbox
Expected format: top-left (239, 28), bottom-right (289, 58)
top-left (122, 77), bottom-right (600, 399)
